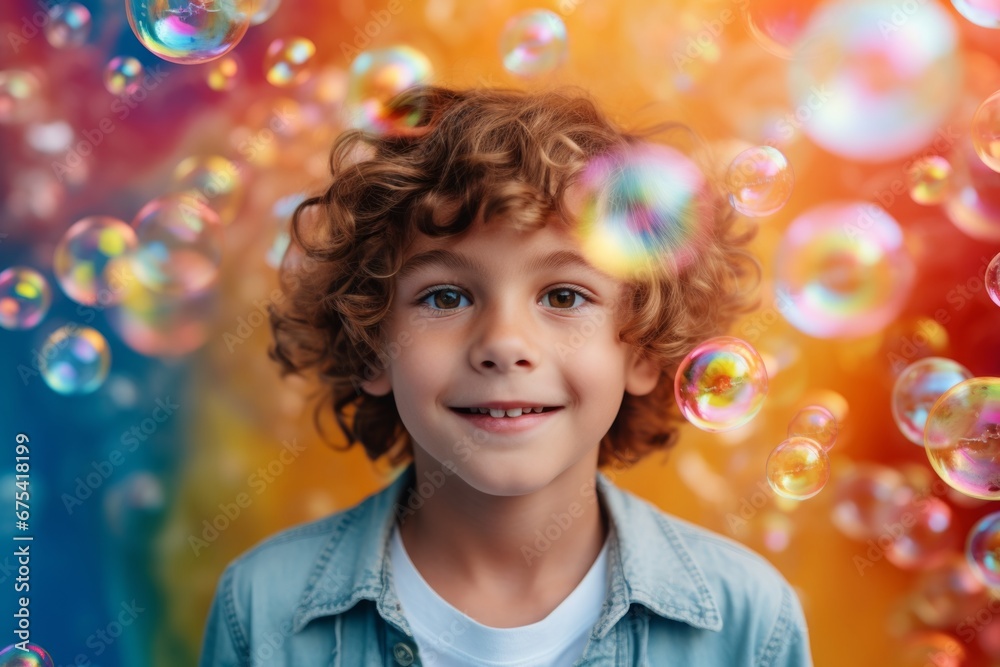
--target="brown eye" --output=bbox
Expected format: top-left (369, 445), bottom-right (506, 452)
top-left (428, 289), bottom-right (463, 309)
top-left (546, 288), bottom-right (581, 309)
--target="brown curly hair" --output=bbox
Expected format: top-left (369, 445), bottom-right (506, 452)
top-left (267, 84), bottom-right (759, 472)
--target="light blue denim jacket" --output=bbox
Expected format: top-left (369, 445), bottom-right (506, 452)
top-left (200, 463), bottom-right (813, 666)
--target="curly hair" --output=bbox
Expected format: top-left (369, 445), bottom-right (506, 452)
top-left (267, 84), bottom-right (759, 472)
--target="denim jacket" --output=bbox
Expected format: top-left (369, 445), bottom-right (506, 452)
top-left (200, 463), bottom-right (813, 666)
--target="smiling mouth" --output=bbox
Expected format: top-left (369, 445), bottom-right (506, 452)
top-left (450, 407), bottom-right (563, 416)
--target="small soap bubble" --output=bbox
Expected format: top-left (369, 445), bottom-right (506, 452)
top-left (39, 325), bottom-right (111, 395)
top-left (53, 216), bottom-right (138, 306)
top-left (0, 70), bottom-right (43, 125)
top-left (943, 141), bottom-right (1000, 242)
top-left (972, 90), bottom-right (1000, 174)
top-left (103, 56), bottom-right (144, 96)
top-left (907, 156), bottom-right (955, 205)
top-left (0, 267), bottom-right (52, 330)
top-left (206, 55), bottom-right (240, 91)
top-left (892, 358), bottom-right (973, 446)
top-left (739, 0), bottom-right (825, 59)
top-left (574, 144), bottom-right (713, 280)
top-left (832, 463), bottom-right (908, 540)
top-left (129, 192), bottom-right (223, 295)
top-left (126, 0), bottom-right (253, 64)
top-left (0, 643), bottom-right (54, 667)
top-left (45, 2), bottom-right (91, 48)
top-left (967, 511), bottom-right (1000, 588)
top-left (787, 405), bottom-right (837, 450)
top-left (987, 252), bottom-right (1000, 307)
top-left (264, 37), bottom-right (316, 87)
top-left (725, 146), bottom-right (794, 217)
top-left (909, 555), bottom-right (987, 628)
top-left (886, 495), bottom-right (955, 570)
top-left (172, 155), bottom-right (244, 225)
top-left (249, 0), bottom-right (280, 25)
top-left (674, 336), bottom-right (769, 432)
top-left (766, 436), bottom-right (830, 500)
top-left (344, 46), bottom-right (433, 135)
top-left (500, 9), bottom-right (567, 77)
top-left (951, 0), bottom-right (1000, 28)
top-left (924, 377), bottom-right (1000, 500)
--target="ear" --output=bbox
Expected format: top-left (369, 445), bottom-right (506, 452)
top-left (624, 347), bottom-right (662, 397)
top-left (360, 368), bottom-right (393, 397)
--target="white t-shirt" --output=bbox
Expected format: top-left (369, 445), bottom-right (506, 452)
top-left (389, 523), bottom-right (609, 667)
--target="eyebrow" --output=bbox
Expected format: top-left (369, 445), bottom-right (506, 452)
top-left (397, 248), bottom-right (610, 282)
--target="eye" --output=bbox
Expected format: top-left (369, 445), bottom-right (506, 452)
top-left (544, 287), bottom-right (588, 309)
top-left (420, 288), bottom-right (469, 311)
top-left (415, 285), bottom-right (594, 314)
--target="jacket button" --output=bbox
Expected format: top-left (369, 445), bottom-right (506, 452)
top-left (392, 642), bottom-right (415, 666)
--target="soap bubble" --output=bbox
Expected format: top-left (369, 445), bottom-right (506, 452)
top-left (344, 46), bottom-right (433, 135)
top-left (893, 358), bottom-right (974, 446)
top-left (0, 70), bottom-right (43, 125)
top-left (967, 511), bottom-right (1000, 587)
top-left (264, 37), bottom-right (316, 87)
top-left (787, 405), bottom-right (837, 450)
top-left (725, 146), bottom-right (794, 217)
top-left (206, 55), bottom-right (240, 91)
top-left (907, 156), bottom-right (955, 205)
top-left (885, 495), bottom-right (955, 570)
top-left (126, 0), bottom-right (253, 65)
top-left (909, 555), bottom-right (987, 628)
top-left (674, 336), bottom-right (769, 432)
top-left (944, 140), bottom-right (1000, 242)
top-left (788, 0), bottom-right (961, 162)
top-left (951, 0), bottom-right (1000, 28)
top-left (53, 215), bottom-right (138, 306)
top-left (104, 471), bottom-right (166, 544)
top-left (924, 377), bottom-right (1000, 500)
top-left (103, 56), bottom-right (144, 96)
top-left (766, 436), bottom-right (830, 500)
top-left (573, 143), bottom-right (714, 280)
top-left (129, 192), bottom-right (223, 295)
top-left (0, 267), bottom-right (52, 330)
top-left (172, 155), bottom-right (244, 225)
top-left (988, 252), bottom-right (1000, 307)
top-left (738, 0), bottom-right (826, 59)
top-left (45, 2), bottom-right (91, 48)
top-left (972, 90), bottom-right (1000, 174)
top-left (831, 463), bottom-right (908, 540)
top-left (500, 9), bottom-right (567, 77)
top-left (774, 202), bottom-right (915, 339)
top-left (249, 0), bottom-right (280, 25)
top-left (0, 643), bottom-right (54, 667)
top-left (38, 324), bottom-right (111, 395)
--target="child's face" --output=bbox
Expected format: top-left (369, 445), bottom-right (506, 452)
top-left (361, 216), bottom-right (661, 496)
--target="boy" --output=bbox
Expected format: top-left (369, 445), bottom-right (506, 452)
top-left (200, 85), bottom-right (813, 666)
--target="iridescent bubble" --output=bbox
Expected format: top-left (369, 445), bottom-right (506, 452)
top-left (766, 436), bottom-right (830, 500)
top-left (951, 0), bottom-right (1000, 28)
top-left (104, 471), bottom-right (166, 544)
top-left (924, 377), bottom-right (1000, 500)
top-left (972, 90), bottom-right (1000, 174)
top-left (53, 216), bottom-right (138, 306)
top-left (264, 37), bottom-right (316, 87)
top-left (788, 0), bottom-right (961, 162)
top-left (0, 70), bottom-right (43, 125)
top-left (45, 2), bottom-right (91, 48)
top-left (885, 495), bottom-right (955, 570)
top-left (944, 140), bottom-right (1000, 241)
top-left (725, 146), bottom-right (794, 217)
top-left (172, 155), bottom-right (244, 225)
top-left (893, 358), bottom-right (974, 446)
top-left (344, 46), bottom-right (433, 135)
top-left (987, 252), bottom-right (1000, 307)
top-left (249, 0), bottom-right (280, 25)
top-left (739, 0), bottom-right (825, 59)
top-left (967, 511), bottom-right (1000, 588)
top-left (909, 555), bottom-right (987, 628)
top-left (129, 192), bottom-right (223, 295)
top-left (500, 9), bottom-right (567, 77)
top-left (787, 405), bottom-right (837, 451)
top-left (126, 0), bottom-right (253, 65)
top-left (206, 55), bottom-right (240, 91)
top-left (0, 267), bottom-right (51, 330)
top-left (674, 336), bottom-right (769, 432)
top-left (38, 325), bottom-right (111, 395)
top-left (573, 144), bottom-right (714, 280)
top-left (775, 202), bottom-right (915, 339)
top-left (907, 156), bottom-right (955, 205)
top-left (832, 463), bottom-right (909, 540)
top-left (0, 643), bottom-right (54, 667)
top-left (103, 56), bottom-right (144, 96)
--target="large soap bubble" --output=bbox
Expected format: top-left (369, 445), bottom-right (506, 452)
top-left (126, 0), bottom-right (254, 64)
top-left (674, 336), bottom-right (769, 432)
top-left (892, 358), bottom-right (974, 446)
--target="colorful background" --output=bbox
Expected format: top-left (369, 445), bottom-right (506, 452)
top-left (2, 0), bottom-right (1000, 664)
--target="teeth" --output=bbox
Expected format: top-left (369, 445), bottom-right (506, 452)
top-left (464, 407), bottom-right (548, 417)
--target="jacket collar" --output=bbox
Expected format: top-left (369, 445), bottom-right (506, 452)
top-left (292, 463), bottom-right (722, 634)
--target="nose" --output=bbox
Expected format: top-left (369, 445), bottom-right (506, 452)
top-left (468, 297), bottom-right (541, 373)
